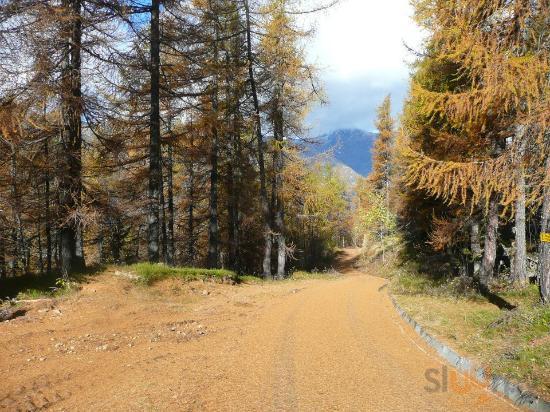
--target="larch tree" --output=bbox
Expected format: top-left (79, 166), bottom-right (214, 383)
top-left (259, 0), bottom-right (318, 278)
top-left (0, 0), bottom-right (336, 282)
top-left (400, 0), bottom-right (549, 298)
top-left (368, 94), bottom-right (394, 202)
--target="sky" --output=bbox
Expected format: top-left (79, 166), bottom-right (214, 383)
top-left (304, 0), bottom-right (425, 134)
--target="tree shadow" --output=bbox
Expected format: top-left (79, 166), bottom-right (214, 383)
top-left (0, 265), bottom-right (105, 300)
top-left (333, 248), bottom-right (362, 274)
top-left (0, 273), bottom-right (59, 300)
top-left (477, 284), bottom-right (517, 310)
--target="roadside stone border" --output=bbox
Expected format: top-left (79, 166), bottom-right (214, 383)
top-left (385, 287), bottom-right (550, 412)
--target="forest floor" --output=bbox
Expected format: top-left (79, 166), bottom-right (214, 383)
top-left (0, 249), bottom-right (518, 411)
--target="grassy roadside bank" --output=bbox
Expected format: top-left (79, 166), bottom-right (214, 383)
top-left (129, 263), bottom-right (340, 285)
top-left (370, 259), bottom-right (550, 400)
top-left (1, 262), bottom-right (341, 303)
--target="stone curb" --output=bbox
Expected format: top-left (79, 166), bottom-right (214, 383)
top-left (386, 289), bottom-right (550, 411)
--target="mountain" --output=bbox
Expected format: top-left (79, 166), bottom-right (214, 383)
top-left (306, 129), bottom-right (377, 177)
top-left (332, 162), bottom-right (362, 190)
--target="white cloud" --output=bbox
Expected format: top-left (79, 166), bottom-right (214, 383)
top-left (303, 0), bottom-right (425, 134)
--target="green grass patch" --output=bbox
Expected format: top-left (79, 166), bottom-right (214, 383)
top-left (394, 275), bottom-right (549, 399)
top-left (0, 273), bottom-right (82, 301)
top-left (130, 263), bottom-right (238, 285)
top-left (390, 271), bottom-right (451, 296)
top-left (290, 270), bottom-right (340, 280)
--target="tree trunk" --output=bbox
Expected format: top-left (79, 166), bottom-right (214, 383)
top-left (539, 156), bottom-right (550, 304)
top-left (0, 229), bottom-right (5, 278)
top-left (273, 98), bottom-right (285, 280)
top-left (244, 0), bottom-right (272, 278)
top-left (160, 158), bottom-right (168, 263)
top-left (76, 225), bottom-right (85, 269)
top-left (470, 219), bottom-right (482, 276)
top-left (37, 218), bottom-right (44, 275)
top-left (207, 9), bottom-right (220, 269)
top-left (147, 0), bottom-right (161, 263)
top-left (227, 163), bottom-right (239, 271)
top-left (10, 148), bottom-right (19, 276)
top-left (513, 166), bottom-right (527, 285)
top-left (97, 230), bottom-right (104, 264)
top-left (185, 144), bottom-right (196, 266)
top-left (44, 139), bottom-right (52, 274)
top-left (207, 125), bottom-right (220, 269)
top-left (479, 195), bottom-right (499, 287)
top-left (166, 143), bottom-right (175, 266)
top-left (109, 218), bottom-right (122, 264)
top-left (59, 0), bottom-right (83, 276)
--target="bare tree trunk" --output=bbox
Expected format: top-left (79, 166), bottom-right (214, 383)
top-left (227, 101), bottom-right (242, 272)
top-left (54, 229), bottom-right (60, 272)
top-left (44, 139), bottom-right (52, 274)
top-left (513, 166), bottom-right (527, 285)
top-left (207, 128), bottom-right (220, 268)
top-left (166, 143), bottom-right (175, 266)
top-left (470, 219), bottom-right (482, 275)
top-left (10, 148), bottom-right (19, 276)
top-left (135, 225), bottom-right (141, 261)
top-left (244, 0), bottom-right (272, 278)
top-left (479, 196), bottom-right (499, 287)
top-left (160, 159), bottom-right (168, 263)
top-left (273, 98), bottom-right (285, 280)
top-left (539, 156), bottom-right (550, 304)
top-left (37, 218), bottom-right (44, 275)
top-left (59, 0), bottom-right (83, 276)
top-left (109, 217), bottom-right (122, 263)
top-left (97, 230), bottom-right (104, 264)
top-left (185, 142), bottom-right (196, 266)
top-left (227, 163), bottom-right (239, 271)
top-left (0, 229), bottom-right (5, 278)
top-left (76, 225), bottom-right (85, 269)
top-left (147, 0), bottom-right (161, 263)
top-left (207, 9), bottom-right (220, 269)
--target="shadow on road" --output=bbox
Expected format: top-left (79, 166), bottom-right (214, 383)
top-left (333, 248), bottom-right (362, 275)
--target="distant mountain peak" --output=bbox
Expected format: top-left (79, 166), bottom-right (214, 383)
top-left (306, 128), bottom-right (377, 177)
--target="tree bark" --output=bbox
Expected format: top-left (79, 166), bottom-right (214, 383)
top-left (227, 163), bottom-right (239, 272)
top-left (147, 0), bottom-right (161, 263)
top-left (207, 7), bottom-right (220, 269)
top-left (37, 218), bottom-right (44, 275)
top-left (479, 195), bottom-right (499, 287)
top-left (186, 141), bottom-right (196, 266)
top-left (109, 217), bottom-right (122, 263)
top-left (160, 157), bottom-right (168, 263)
top-left (59, 0), bottom-right (83, 276)
top-left (10, 148), bottom-right (19, 276)
top-left (470, 219), bottom-right (482, 275)
top-left (207, 128), bottom-right (219, 269)
top-left (513, 166), bottom-right (527, 285)
top-left (539, 156), bottom-right (550, 304)
top-left (273, 97), bottom-right (285, 280)
top-left (0, 229), bottom-right (5, 278)
top-left (97, 230), bottom-right (104, 264)
top-left (44, 139), bottom-right (52, 274)
top-left (244, 0), bottom-right (272, 278)
top-left (166, 142), bottom-right (175, 266)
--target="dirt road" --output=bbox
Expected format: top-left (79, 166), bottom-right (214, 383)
top-left (0, 250), bottom-right (517, 411)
